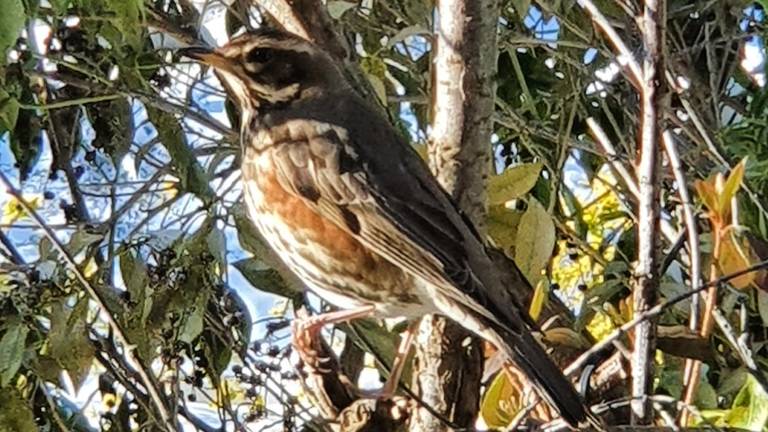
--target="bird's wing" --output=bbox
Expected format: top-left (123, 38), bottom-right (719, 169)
top-left (261, 115), bottom-right (512, 330)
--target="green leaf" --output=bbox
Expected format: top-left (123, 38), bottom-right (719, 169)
top-left (0, 0), bottom-right (24, 67)
top-left (0, 390), bottom-right (36, 432)
top-left (697, 379), bottom-right (719, 410)
top-left (366, 73), bottom-right (387, 105)
top-left (386, 25), bottom-right (429, 48)
top-left (233, 258), bottom-right (300, 303)
top-left (327, 1), bottom-right (356, 19)
top-left (145, 107), bottom-right (213, 203)
top-left (0, 88), bottom-right (19, 133)
top-left (719, 368), bottom-right (749, 398)
top-left (179, 297), bottom-right (205, 343)
top-left (120, 251), bottom-right (149, 303)
top-left (104, 0), bottom-right (144, 52)
top-left (480, 372), bottom-right (517, 428)
top-left (49, 297), bottom-right (94, 390)
top-left (487, 205), bottom-right (522, 255)
top-left (207, 227), bottom-right (227, 266)
top-left (723, 375), bottom-right (768, 430)
top-left (758, 290), bottom-right (768, 327)
top-left (233, 204), bottom-right (271, 256)
top-left (487, 162), bottom-right (543, 205)
top-left (67, 230), bottom-right (103, 257)
top-left (514, 198), bottom-right (555, 284)
top-left (0, 320), bottom-right (28, 387)
top-left (585, 279), bottom-right (624, 305)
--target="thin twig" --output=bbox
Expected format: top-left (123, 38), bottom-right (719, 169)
top-left (661, 132), bottom-right (702, 330)
top-left (0, 229), bottom-right (24, 264)
top-left (576, 0), bottom-right (642, 88)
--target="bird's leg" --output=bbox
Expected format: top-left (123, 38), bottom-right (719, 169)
top-left (379, 320), bottom-right (419, 398)
top-left (292, 305), bottom-right (376, 363)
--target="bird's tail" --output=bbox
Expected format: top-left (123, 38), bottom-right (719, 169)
top-left (489, 325), bottom-right (602, 429)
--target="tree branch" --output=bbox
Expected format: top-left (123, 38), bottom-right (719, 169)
top-left (631, 0), bottom-right (667, 423)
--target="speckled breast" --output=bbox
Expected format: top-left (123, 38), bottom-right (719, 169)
top-left (240, 141), bottom-right (422, 317)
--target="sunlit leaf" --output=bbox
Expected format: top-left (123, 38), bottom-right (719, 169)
top-left (1, 195), bottom-right (41, 225)
top-left (718, 227), bottom-right (761, 289)
top-left (487, 162), bottom-right (543, 205)
top-left (480, 371), bottom-right (520, 428)
top-left (367, 74), bottom-right (387, 105)
top-left (487, 205), bottom-right (522, 255)
top-left (695, 177), bottom-right (721, 222)
top-left (718, 158), bottom-right (747, 216)
top-left (67, 231), bottom-right (103, 257)
top-left (528, 278), bottom-right (548, 321)
top-left (179, 296), bottom-right (206, 343)
top-left (722, 375), bottom-right (768, 430)
top-left (515, 198), bottom-right (555, 284)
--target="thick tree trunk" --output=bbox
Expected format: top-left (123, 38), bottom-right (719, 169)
top-left (409, 0), bottom-right (500, 430)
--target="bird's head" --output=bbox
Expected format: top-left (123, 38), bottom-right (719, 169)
top-left (179, 29), bottom-right (345, 111)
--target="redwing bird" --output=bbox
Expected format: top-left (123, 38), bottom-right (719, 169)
top-left (180, 28), bottom-right (594, 428)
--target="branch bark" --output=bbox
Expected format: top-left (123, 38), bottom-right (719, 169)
top-left (631, 0), bottom-right (667, 424)
top-left (410, 0), bottom-right (499, 430)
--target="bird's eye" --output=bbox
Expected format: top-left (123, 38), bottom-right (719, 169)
top-left (247, 48), bottom-right (273, 64)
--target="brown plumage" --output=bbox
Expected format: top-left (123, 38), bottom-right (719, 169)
top-left (180, 29), bottom-right (595, 428)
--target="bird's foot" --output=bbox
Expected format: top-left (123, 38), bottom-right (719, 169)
top-left (291, 306), bottom-right (376, 371)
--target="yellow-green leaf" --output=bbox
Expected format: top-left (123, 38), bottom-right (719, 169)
top-left (1, 195), bottom-right (41, 225)
top-left (718, 158), bottom-right (747, 216)
top-left (487, 205), bottom-right (522, 255)
top-left (722, 375), bottom-right (768, 430)
top-left (480, 371), bottom-right (520, 428)
top-left (528, 278), bottom-right (549, 321)
top-left (487, 162), bottom-right (543, 205)
top-left (515, 198), bottom-right (555, 285)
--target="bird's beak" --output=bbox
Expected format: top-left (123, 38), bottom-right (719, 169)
top-left (177, 46), bottom-right (233, 73)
